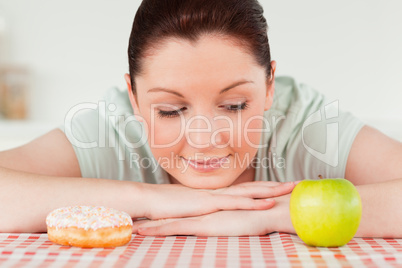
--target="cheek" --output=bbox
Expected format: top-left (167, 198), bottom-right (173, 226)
top-left (241, 115), bottom-right (264, 149)
top-left (233, 101), bottom-right (265, 152)
top-left (144, 115), bottom-right (184, 145)
top-left (139, 105), bottom-right (183, 144)
top-left (144, 118), bottom-right (184, 160)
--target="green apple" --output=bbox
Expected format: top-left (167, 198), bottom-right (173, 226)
top-left (289, 177), bottom-right (362, 247)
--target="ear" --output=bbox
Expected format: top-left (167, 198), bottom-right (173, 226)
top-left (264, 60), bottom-right (277, 111)
top-left (124, 73), bottom-right (144, 123)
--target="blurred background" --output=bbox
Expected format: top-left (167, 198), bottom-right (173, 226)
top-left (0, 0), bottom-right (401, 150)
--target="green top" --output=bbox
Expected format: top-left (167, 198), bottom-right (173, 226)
top-left (58, 76), bottom-right (364, 183)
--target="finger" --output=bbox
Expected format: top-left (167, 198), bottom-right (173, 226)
top-left (211, 181), bottom-right (283, 194)
top-left (214, 182), bottom-right (295, 199)
top-left (137, 214), bottom-right (258, 237)
top-left (132, 219), bottom-right (152, 233)
top-left (233, 181), bottom-right (284, 187)
top-left (136, 218), bottom-right (192, 235)
top-left (137, 218), bottom-right (178, 229)
top-left (255, 182), bottom-right (296, 198)
top-left (214, 196), bottom-right (276, 211)
top-left (138, 219), bottom-right (202, 236)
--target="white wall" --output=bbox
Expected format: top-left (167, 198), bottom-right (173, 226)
top-left (1, 0), bottom-right (401, 137)
top-left (266, 0), bottom-right (402, 125)
top-left (1, 0), bottom-right (141, 123)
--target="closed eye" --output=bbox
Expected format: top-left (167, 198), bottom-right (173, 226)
top-left (224, 102), bottom-right (249, 111)
top-left (157, 107), bottom-right (187, 118)
top-left (156, 101), bottom-right (249, 119)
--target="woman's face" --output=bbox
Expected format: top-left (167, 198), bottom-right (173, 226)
top-left (125, 35), bottom-right (276, 189)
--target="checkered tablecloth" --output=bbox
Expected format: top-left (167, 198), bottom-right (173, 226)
top-left (1, 232), bottom-right (402, 267)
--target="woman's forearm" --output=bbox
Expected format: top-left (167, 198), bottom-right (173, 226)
top-left (354, 178), bottom-right (402, 238)
top-left (272, 179), bottom-right (402, 238)
top-left (0, 166), bottom-right (145, 233)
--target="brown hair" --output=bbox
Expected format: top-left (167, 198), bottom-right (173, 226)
top-left (127, 0), bottom-right (271, 97)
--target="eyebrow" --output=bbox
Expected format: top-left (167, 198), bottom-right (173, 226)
top-left (147, 79), bottom-right (254, 98)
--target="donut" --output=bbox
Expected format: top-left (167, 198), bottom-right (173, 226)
top-left (46, 206), bottom-right (133, 248)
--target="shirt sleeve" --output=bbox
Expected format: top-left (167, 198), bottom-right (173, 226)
top-left (57, 87), bottom-right (170, 184)
top-left (262, 76), bottom-right (365, 182)
top-left (286, 104), bottom-right (365, 180)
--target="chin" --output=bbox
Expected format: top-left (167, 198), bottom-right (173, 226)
top-left (178, 176), bottom-right (234, 189)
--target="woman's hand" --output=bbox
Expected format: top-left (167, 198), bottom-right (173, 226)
top-left (138, 181), bottom-right (295, 220)
top-left (135, 187), bottom-right (295, 236)
top-left (134, 210), bottom-right (272, 236)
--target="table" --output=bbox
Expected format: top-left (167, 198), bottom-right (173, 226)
top-left (1, 233), bottom-right (402, 267)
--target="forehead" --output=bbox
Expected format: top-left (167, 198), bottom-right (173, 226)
top-left (136, 35), bottom-right (263, 91)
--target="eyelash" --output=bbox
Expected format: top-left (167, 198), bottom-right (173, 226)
top-left (157, 101), bottom-right (250, 119)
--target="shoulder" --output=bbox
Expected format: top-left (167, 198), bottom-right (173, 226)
top-left (272, 75), bottom-right (326, 115)
top-left (59, 87), bottom-right (169, 184)
top-left (259, 76), bottom-right (364, 182)
top-left (102, 87), bottom-right (134, 117)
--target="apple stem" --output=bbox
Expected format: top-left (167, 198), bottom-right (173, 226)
top-left (318, 175), bottom-right (323, 180)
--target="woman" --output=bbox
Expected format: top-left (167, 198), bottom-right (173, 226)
top-left (1, 0), bottom-right (401, 237)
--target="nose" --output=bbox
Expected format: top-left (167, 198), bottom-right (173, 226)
top-left (184, 114), bottom-right (228, 150)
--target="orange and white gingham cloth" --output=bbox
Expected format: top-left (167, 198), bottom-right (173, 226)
top-left (1, 232), bottom-right (402, 267)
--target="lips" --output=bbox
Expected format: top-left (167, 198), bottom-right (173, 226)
top-left (183, 155), bottom-right (230, 165)
top-left (183, 155), bottom-right (230, 172)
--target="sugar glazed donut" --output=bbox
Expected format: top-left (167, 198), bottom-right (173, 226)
top-left (46, 206), bottom-right (133, 248)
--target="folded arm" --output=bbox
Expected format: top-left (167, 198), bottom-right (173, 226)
top-left (0, 129), bottom-right (287, 233)
top-left (134, 125), bottom-right (402, 238)
top-left (0, 130), bottom-right (149, 232)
